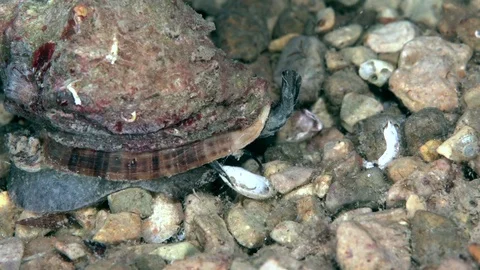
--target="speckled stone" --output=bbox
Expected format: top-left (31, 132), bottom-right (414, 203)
top-left (93, 212), bottom-right (142, 244)
top-left (364, 21), bottom-right (417, 53)
top-left (411, 211), bottom-right (468, 266)
top-left (108, 188), bottom-right (153, 218)
top-left (340, 93), bottom-right (384, 133)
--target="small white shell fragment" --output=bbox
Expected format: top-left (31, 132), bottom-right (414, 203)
top-left (105, 35), bottom-right (118, 64)
top-left (66, 80), bottom-right (82, 105)
top-left (437, 126), bottom-right (479, 162)
top-left (218, 165), bottom-right (275, 200)
top-left (358, 59), bottom-right (394, 87)
top-left (377, 120), bottom-right (400, 169)
top-left (363, 121), bottom-right (400, 169)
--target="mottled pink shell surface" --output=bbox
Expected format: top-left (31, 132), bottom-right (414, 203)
top-left (3, 0), bottom-right (269, 152)
top-left (1, 0), bottom-right (270, 180)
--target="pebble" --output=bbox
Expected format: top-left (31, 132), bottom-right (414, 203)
top-left (268, 33), bottom-right (299, 52)
top-left (340, 92), bottom-right (384, 133)
top-left (437, 126), bottom-right (479, 162)
top-left (411, 210), bottom-right (468, 266)
top-left (310, 98), bottom-right (334, 129)
top-left (387, 159), bottom-right (452, 207)
top-left (142, 194), bottom-right (184, 243)
top-left (226, 201), bottom-right (270, 248)
top-left (389, 36), bottom-right (472, 112)
top-left (358, 59), bottom-right (394, 87)
top-left (263, 160), bottom-right (291, 178)
top-left (314, 7), bottom-right (335, 33)
top-left (323, 68), bottom-right (370, 112)
top-left (54, 241), bottom-right (87, 261)
top-left (149, 242), bottom-right (200, 262)
top-left (214, 5), bottom-right (269, 62)
top-left (400, 0), bottom-right (443, 28)
top-left (338, 0), bottom-right (360, 7)
top-left (265, 200), bottom-right (297, 231)
top-left (291, 0), bottom-right (326, 12)
top-left (0, 102), bottom-right (14, 126)
top-left (272, 5), bottom-right (315, 38)
top-left (455, 109), bottom-right (480, 135)
top-left (0, 191), bottom-right (19, 239)
top-left (322, 139), bottom-right (362, 178)
top-left (269, 166), bottom-right (314, 194)
top-left (0, 237), bottom-right (24, 270)
top-left (72, 207), bottom-right (98, 231)
top-left (184, 193), bottom-right (235, 255)
top-left (405, 194), bottom-right (426, 218)
top-left (336, 219), bottom-right (410, 270)
top-left (419, 139), bottom-right (442, 162)
top-left (325, 168), bottom-right (391, 213)
top-left (93, 212), bottom-right (142, 244)
top-left (274, 36), bottom-right (326, 104)
top-left (324, 49), bottom-right (350, 71)
top-left (324, 24), bottom-right (363, 49)
top-left (276, 109), bottom-right (323, 143)
top-left (363, 0), bottom-right (401, 12)
top-left (340, 46), bottom-right (377, 67)
top-left (457, 17), bottom-right (480, 51)
top-left (165, 254), bottom-right (230, 270)
top-left (294, 195), bottom-right (328, 224)
top-left (270, 220), bottom-right (307, 248)
top-left (386, 156), bottom-right (424, 183)
top-left (403, 108), bottom-right (450, 155)
top-left (463, 85), bottom-right (480, 109)
top-left (108, 188), bottom-right (153, 218)
top-left (364, 21), bottom-right (417, 53)
top-left (307, 127), bottom-right (344, 151)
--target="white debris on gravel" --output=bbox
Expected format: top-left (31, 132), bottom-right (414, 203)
top-left (218, 165), bottom-right (276, 200)
top-left (363, 121), bottom-right (400, 169)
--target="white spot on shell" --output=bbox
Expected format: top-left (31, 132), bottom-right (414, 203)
top-left (105, 35), bottom-right (118, 64)
top-left (121, 111), bottom-right (137, 122)
top-left (218, 165), bottom-right (275, 200)
top-left (66, 80), bottom-right (82, 105)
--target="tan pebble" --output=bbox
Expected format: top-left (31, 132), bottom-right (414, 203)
top-left (315, 7), bottom-right (335, 33)
top-left (386, 157), bottom-right (423, 183)
top-left (263, 160), bottom-right (291, 178)
top-left (464, 85), bottom-right (480, 109)
top-left (313, 174), bottom-right (332, 198)
top-left (0, 102), bottom-right (14, 126)
top-left (93, 212), bottom-right (141, 244)
top-left (268, 33), bottom-right (300, 52)
top-left (325, 50), bottom-right (349, 72)
top-left (72, 207), bottom-right (98, 231)
top-left (469, 243), bottom-right (480, 264)
top-left (282, 183), bottom-right (315, 201)
top-left (419, 139), bottom-right (442, 162)
top-left (406, 194), bottom-right (426, 218)
top-left (142, 194), bottom-right (184, 243)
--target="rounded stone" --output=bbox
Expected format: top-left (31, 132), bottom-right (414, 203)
top-left (364, 21), bottom-right (417, 53)
top-left (340, 93), bottom-right (384, 133)
top-left (324, 24), bottom-right (363, 49)
top-left (358, 59), bottom-right (394, 87)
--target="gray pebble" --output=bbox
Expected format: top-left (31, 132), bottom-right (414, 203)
top-left (323, 68), bottom-right (370, 112)
top-left (108, 188), bottom-right (153, 218)
top-left (272, 5), bottom-right (316, 38)
top-left (274, 36), bottom-right (326, 104)
top-left (324, 24), bottom-right (363, 49)
top-left (404, 108), bottom-right (450, 155)
top-left (0, 237), bottom-right (24, 270)
top-left (411, 210), bottom-right (468, 266)
top-left (325, 167), bottom-right (390, 213)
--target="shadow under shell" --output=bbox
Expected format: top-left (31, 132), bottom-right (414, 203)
top-left (7, 165), bottom-right (215, 213)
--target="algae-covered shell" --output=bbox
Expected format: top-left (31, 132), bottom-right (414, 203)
top-left (3, 0), bottom-right (270, 180)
